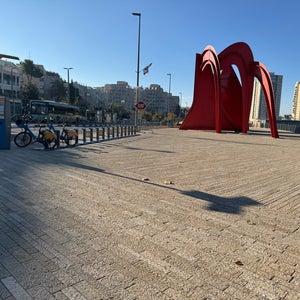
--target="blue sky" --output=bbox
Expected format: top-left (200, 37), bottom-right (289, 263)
top-left (1, 0), bottom-right (299, 115)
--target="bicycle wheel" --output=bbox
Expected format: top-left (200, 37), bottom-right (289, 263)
top-left (14, 132), bottom-right (32, 147)
top-left (42, 130), bottom-right (57, 150)
top-left (65, 130), bottom-right (78, 146)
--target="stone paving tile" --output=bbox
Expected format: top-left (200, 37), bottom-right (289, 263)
top-left (0, 128), bottom-right (299, 299)
top-left (26, 284), bottom-right (56, 300)
top-left (1, 276), bottom-right (32, 300)
top-left (0, 280), bottom-right (12, 299)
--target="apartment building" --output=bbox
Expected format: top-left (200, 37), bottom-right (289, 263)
top-left (98, 81), bottom-right (135, 111)
top-left (0, 60), bottom-right (21, 99)
top-left (98, 81), bottom-right (179, 114)
top-left (292, 82), bottom-right (300, 120)
top-left (250, 72), bottom-right (283, 125)
top-left (140, 84), bottom-right (168, 113)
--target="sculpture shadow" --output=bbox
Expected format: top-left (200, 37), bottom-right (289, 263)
top-left (182, 190), bottom-right (261, 214)
top-left (11, 146), bottom-right (262, 216)
top-left (48, 151), bottom-right (261, 216)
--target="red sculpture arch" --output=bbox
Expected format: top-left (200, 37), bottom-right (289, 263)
top-left (180, 42), bottom-right (279, 138)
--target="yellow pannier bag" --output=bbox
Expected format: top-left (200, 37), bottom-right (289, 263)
top-left (43, 130), bottom-right (56, 140)
top-left (67, 129), bottom-right (77, 137)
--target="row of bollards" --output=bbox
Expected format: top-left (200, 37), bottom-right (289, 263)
top-left (57, 125), bottom-right (137, 148)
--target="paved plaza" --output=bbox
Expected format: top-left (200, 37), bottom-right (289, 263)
top-left (0, 128), bottom-right (299, 299)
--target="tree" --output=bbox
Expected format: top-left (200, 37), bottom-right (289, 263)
top-left (20, 59), bottom-right (43, 83)
top-left (152, 112), bottom-right (163, 122)
top-left (20, 60), bottom-right (44, 101)
top-left (174, 104), bottom-right (181, 117)
top-left (110, 103), bottom-right (130, 121)
top-left (69, 81), bottom-right (76, 105)
top-left (49, 79), bottom-right (66, 101)
top-left (141, 111), bottom-right (152, 122)
top-left (21, 82), bottom-right (39, 100)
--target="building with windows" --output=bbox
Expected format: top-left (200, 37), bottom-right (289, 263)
top-left (140, 84), bottom-right (170, 114)
top-left (250, 72), bottom-right (283, 126)
top-left (292, 82), bottom-right (300, 120)
top-left (97, 81), bottom-right (179, 114)
top-left (0, 60), bottom-right (21, 99)
top-left (97, 81), bottom-right (134, 111)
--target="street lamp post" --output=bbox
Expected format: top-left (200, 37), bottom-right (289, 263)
top-left (167, 73), bottom-right (172, 115)
top-left (132, 12), bottom-right (141, 127)
top-left (64, 67), bottom-right (73, 103)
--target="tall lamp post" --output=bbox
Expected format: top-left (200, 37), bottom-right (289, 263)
top-left (132, 12), bottom-right (141, 127)
top-left (64, 67), bottom-right (73, 103)
top-left (167, 73), bottom-right (172, 116)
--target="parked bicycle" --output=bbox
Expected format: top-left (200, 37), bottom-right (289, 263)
top-left (14, 114), bottom-right (58, 149)
top-left (48, 122), bottom-right (78, 146)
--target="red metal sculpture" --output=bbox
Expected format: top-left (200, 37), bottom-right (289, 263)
top-left (180, 42), bottom-right (279, 138)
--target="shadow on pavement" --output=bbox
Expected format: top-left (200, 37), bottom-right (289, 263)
top-left (182, 190), bottom-right (261, 214)
top-left (58, 155), bottom-right (261, 215)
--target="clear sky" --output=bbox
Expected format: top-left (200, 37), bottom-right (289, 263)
top-left (1, 0), bottom-right (299, 115)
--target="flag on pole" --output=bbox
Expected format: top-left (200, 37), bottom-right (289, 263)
top-left (143, 63), bottom-right (152, 75)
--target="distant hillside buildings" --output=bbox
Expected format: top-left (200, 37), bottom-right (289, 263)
top-left (95, 81), bottom-right (178, 114)
top-left (2, 59), bottom-right (300, 121)
top-left (0, 60), bottom-right (179, 115)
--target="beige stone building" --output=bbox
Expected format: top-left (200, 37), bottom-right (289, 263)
top-left (292, 82), bottom-right (300, 120)
top-left (250, 72), bottom-right (283, 126)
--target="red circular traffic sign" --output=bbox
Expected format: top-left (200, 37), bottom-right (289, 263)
top-left (135, 101), bottom-right (147, 110)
